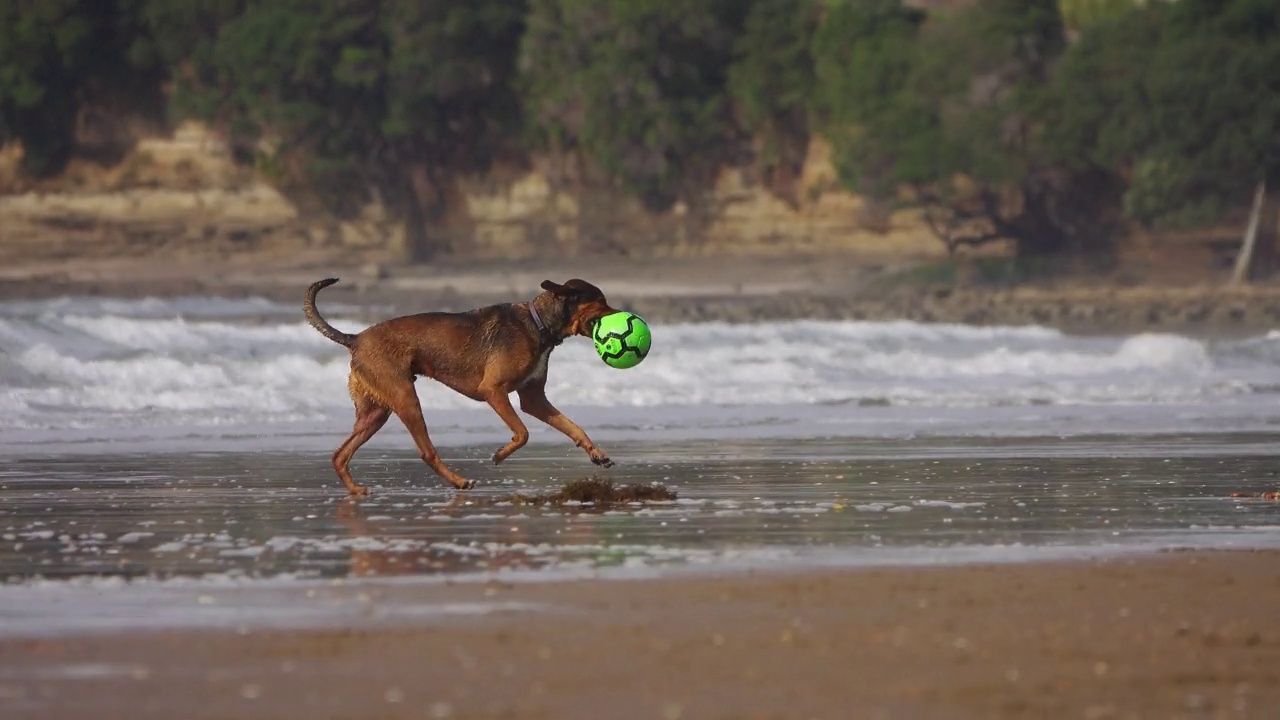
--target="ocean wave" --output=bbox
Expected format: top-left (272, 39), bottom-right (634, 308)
top-left (0, 299), bottom-right (1277, 433)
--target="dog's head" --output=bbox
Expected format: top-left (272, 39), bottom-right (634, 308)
top-left (539, 279), bottom-right (616, 338)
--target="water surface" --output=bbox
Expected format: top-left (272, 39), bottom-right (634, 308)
top-left (2, 437), bottom-right (1276, 586)
top-left (2, 297), bottom-right (1279, 635)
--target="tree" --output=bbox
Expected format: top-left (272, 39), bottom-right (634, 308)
top-left (519, 0), bottom-right (749, 210)
top-left (132, 0), bottom-right (249, 121)
top-left (726, 0), bottom-right (819, 203)
top-left (1049, 0), bottom-right (1280, 278)
top-left (380, 0), bottom-right (527, 254)
top-left (1136, 0), bottom-right (1280, 222)
top-left (161, 0), bottom-right (526, 258)
top-left (810, 0), bottom-right (925, 199)
top-left (1057, 0), bottom-right (1147, 33)
top-left (1137, 0), bottom-right (1280, 280)
top-left (811, 0), bottom-right (1120, 264)
top-left (0, 0), bottom-right (163, 175)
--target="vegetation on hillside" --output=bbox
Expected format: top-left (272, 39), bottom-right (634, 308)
top-left (1, 0), bottom-right (1277, 268)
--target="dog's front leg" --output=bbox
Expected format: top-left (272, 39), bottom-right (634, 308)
top-left (486, 392), bottom-right (530, 464)
top-left (517, 384), bottom-right (613, 468)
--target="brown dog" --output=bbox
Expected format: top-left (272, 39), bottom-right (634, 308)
top-left (304, 278), bottom-right (619, 495)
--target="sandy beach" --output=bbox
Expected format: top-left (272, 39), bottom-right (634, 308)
top-left (2, 434), bottom-right (1277, 719)
top-left (1, 551), bottom-right (1276, 720)
top-left (5, 251), bottom-right (1280, 720)
top-left (5, 2), bottom-right (1280, 717)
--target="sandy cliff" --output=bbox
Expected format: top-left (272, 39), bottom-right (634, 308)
top-left (0, 122), bottom-right (947, 268)
top-left (3, 123), bottom-right (1277, 337)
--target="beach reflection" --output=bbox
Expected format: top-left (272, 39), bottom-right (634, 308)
top-left (332, 487), bottom-right (617, 578)
top-left (1, 437), bottom-right (1279, 584)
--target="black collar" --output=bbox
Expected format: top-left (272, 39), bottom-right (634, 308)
top-left (524, 301), bottom-right (561, 347)
top-left (528, 302), bottom-right (546, 332)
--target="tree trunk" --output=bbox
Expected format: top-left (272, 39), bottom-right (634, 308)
top-left (1013, 188), bottom-right (1069, 260)
top-left (403, 162), bottom-right (448, 262)
top-left (1255, 186), bottom-right (1280, 281)
top-left (1230, 180), bottom-right (1266, 285)
top-left (1244, 185), bottom-right (1280, 282)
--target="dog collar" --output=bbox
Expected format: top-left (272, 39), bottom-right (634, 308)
top-left (527, 302), bottom-right (546, 333)
top-left (523, 301), bottom-right (564, 347)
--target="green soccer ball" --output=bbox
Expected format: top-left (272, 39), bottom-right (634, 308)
top-left (592, 311), bottom-right (652, 369)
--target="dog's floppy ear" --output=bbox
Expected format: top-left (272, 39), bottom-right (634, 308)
top-left (542, 279), bottom-right (604, 301)
top-left (561, 278), bottom-right (604, 301)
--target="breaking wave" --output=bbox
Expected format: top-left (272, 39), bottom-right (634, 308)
top-left (0, 296), bottom-right (1276, 434)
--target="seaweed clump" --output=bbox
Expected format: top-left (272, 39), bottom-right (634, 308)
top-left (1230, 491), bottom-right (1280, 500)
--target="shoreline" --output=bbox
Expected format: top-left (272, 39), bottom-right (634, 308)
top-left (3, 550), bottom-right (1277, 719)
top-left (4, 251), bottom-right (1280, 335)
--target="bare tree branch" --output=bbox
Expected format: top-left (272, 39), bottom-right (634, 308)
top-left (913, 181), bottom-right (1020, 255)
top-left (946, 231), bottom-right (1005, 252)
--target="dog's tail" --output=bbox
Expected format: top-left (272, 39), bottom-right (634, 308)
top-left (304, 278), bottom-right (357, 348)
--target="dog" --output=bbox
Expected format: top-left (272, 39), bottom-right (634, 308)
top-left (304, 278), bottom-right (619, 495)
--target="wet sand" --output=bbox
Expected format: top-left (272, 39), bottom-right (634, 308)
top-left (4, 551), bottom-right (1278, 720)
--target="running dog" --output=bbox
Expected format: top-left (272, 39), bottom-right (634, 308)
top-left (304, 278), bottom-right (618, 495)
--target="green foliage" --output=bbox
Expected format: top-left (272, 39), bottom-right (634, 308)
top-left (810, 0), bottom-right (926, 195)
top-left (133, 1), bottom-right (249, 120)
top-left (1123, 156), bottom-right (1225, 229)
top-left (912, 0), bottom-right (1065, 185)
top-left (154, 0), bottom-right (525, 222)
top-left (380, 0), bottom-right (525, 162)
top-left (0, 0), bottom-right (1278, 262)
top-left (812, 0), bottom-right (1086, 257)
top-left (1120, 157), bottom-right (1180, 226)
top-left (1142, 0), bottom-right (1280, 190)
top-left (519, 0), bottom-right (748, 209)
top-left (813, 0), bottom-right (1066, 194)
top-left (0, 0), bottom-right (161, 175)
top-left (201, 0), bottom-right (389, 205)
top-left (1049, 0), bottom-right (1280, 227)
top-left (0, 0), bottom-right (88, 172)
top-left (1040, 6), bottom-right (1160, 170)
top-left (1058, 0), bottom-right (1144, 32)
top-left (727, 0), bottom-right (818, 170)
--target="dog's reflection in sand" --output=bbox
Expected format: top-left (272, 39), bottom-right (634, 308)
top-left (334, 478), bottom-right (676, 577)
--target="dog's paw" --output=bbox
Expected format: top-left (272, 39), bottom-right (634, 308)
top-left (590, 451), bottom-right (614, 468)
top-left (491, 450), bottom-right (506, 465)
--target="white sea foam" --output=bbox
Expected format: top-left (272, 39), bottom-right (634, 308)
top-left (1, 297), bottom-right (1279, 438)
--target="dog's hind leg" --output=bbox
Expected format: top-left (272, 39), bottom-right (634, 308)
top-left (332, 374), bottom-right (392, 496)
top-left (380, 377), bottom-right (474, 490)
top-left (487, 392), bottom-right (530, 465)
top-left (333, 402), bottom-right (390, 496)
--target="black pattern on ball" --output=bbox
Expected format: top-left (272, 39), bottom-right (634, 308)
top-left (592, 312), bottom-right (652, 369)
